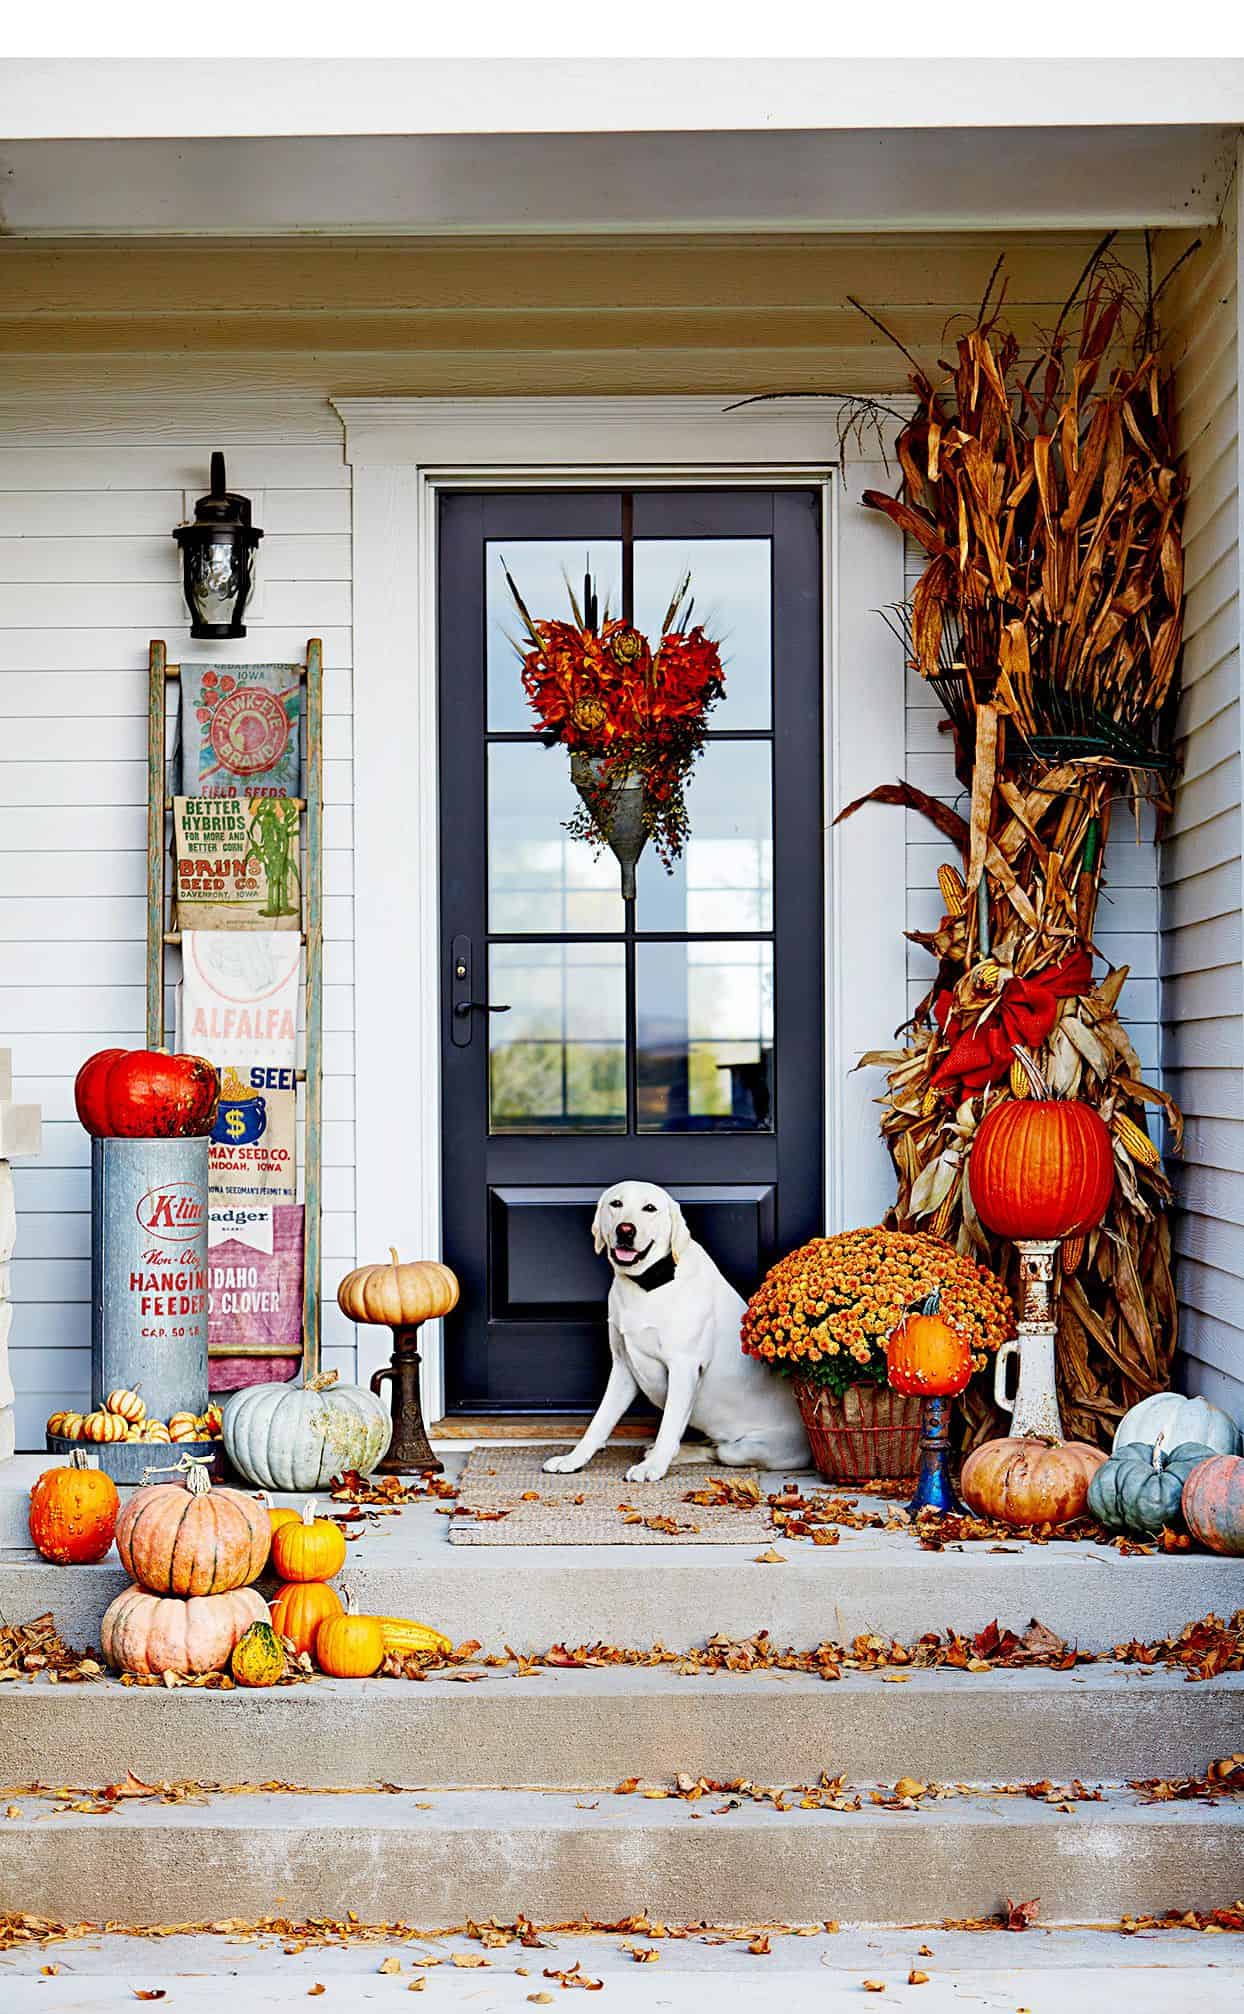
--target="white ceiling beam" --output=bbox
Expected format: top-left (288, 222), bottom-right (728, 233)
top-left (1, 58), bottom-right (1243, 140)
top-left (0, 126), bottom-right (1232, 237)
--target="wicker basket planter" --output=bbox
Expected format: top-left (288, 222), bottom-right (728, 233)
top-left (793, 1380), bottom-right (922, 1485)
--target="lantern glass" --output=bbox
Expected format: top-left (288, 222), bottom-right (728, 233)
top-left (174, 454), bottom-right (262, 641)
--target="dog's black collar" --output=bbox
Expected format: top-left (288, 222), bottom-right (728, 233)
top-left (619, 1250), bottom-right (680, 1292)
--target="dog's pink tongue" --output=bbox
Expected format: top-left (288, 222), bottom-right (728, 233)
top-left (614, 1245), bottom-right (636, 1260)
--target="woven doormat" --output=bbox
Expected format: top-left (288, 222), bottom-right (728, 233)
top-left (448, 1446), bottom-right (772, 1546)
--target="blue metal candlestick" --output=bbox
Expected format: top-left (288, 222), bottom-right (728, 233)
top-left (907, 1393), bottom-right (963, 1517)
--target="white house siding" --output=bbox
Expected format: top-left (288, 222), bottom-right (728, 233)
top-left (0, 228), bottom-right (1198, 1447)
top-left (0, 412), bottom-right (358, 1447)
top-left (1161, 190), bottom-right (1244, 1422)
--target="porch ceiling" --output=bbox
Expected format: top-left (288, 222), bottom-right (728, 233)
top-left (0, 124), bottom-right (1234, 237)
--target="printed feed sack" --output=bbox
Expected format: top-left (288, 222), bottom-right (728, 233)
top-left (181, 663), bottom-right (302, 799)
top-left (207, 1201), bottom-right (305, 1387)
top-left (174, 796), bottom-right (301, 931)
top-left (178, 932), bottom-right (301, 1071)
top-left (209, 1065), bottom-right (298, 1205)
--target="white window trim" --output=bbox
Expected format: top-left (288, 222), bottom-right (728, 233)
top-left (334, 395), bottom-right (908, 1420)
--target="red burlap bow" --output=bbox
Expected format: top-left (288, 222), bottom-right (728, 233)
top-left (931, 949), bottom-right (1093, 1094)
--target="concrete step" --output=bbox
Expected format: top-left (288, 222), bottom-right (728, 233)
top-left (2, 1926), bottom-right (1242, 2014)
top-left (1, 1785), bottom-right (1241, 1928)
top-left (3, 1665), bottom-right (1241, 1791)
top-left (2, 1537), bottom-right (1239, 1659)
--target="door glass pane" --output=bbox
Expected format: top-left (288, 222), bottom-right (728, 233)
top-left (489, 942), bottom-right (626, 1134)
top-left (636, 939), bottom-right (774, 1132)
top-left (635, 738), bottom-right (772, 932)
top-left (486, 540), bottom-right (622, 730)
top-left (489, 743), bottom-right (624, 934)
top-left (633, 538), bottom-right (772, 730)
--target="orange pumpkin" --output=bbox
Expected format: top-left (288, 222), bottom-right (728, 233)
top-left (1181, 1454), bottom-right (1244, 1556)
top-left (337, 1251), bottom-right (459, 1329)
top-left (29, 1450), bottom-right (120, 1565)
top-left (270, 1498), bottom-right (347, 1583)
top-left (270, 1578), bottom-right (344, 1655)
top-left (314, 1590), bottom-right (385, 1678)
top-left (101, 1584), bottom-right (267, 1676)
top-left (960, 1436), bottom-right (1106, 1527)
top-left (968, 1054), bottom-right (1114, 1241)
top-left (255, 1491), bottom-right (300, 1536)
top-left (115, 1463), bottom-right (270, 1596)
top-left (886, 1290), bottom-right (973, 1397)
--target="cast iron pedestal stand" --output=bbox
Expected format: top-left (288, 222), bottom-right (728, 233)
top-left (906, 1394), bottom-right (963, 1517)
top-left (370, 1324), bottom-right (443, 1475)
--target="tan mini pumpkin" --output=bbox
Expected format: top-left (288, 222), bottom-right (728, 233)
top-left (337, 1250), bottom-right (460, 1330)
top-left (960, 1435), bottom-right (1106, 1528)
top-left (45, 1410), bottom-right (70, 1437)
top-left (105, 1387), bottom-right (146, 1424)
top-left (57, 1413), bottom-right (86, 1442)
top-left (101, 1583), bottom-right (267, 1676)
top-left (85, 1410), bottom-right (127, 1444)
top-left (115, 1463), bottom-right (270, 1596)
top-left (142, 1420), bottom-right (172, 1443)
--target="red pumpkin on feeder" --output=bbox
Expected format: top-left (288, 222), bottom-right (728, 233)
top-left (886, 1290), bottom-right (973, 1397)
top-left (968, 1048), bottom-right (1114, 1242)
top-left (74, 1046), bottom-right (219, 1140)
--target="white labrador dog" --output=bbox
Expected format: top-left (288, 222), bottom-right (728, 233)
top-left (544, 1180), bottom-right (810, 1484)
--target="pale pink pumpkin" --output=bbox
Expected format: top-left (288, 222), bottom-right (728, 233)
top-left (100, 1583), bottom-right (268, 1675)
top-left (115, 1465), bottom-right (269, 1597)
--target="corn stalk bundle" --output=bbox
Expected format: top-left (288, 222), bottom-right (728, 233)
top-left (840, 242), bottom-right (1191, 1447)
top-left (859, 245), bottom-right (1189, 775)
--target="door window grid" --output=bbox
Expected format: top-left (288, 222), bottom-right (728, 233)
top-left (484, 532), bottom-right (775, 1138)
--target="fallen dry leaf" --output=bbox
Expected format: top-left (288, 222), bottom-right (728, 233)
top-left (307, 1989), bottom-right (325, 1999)
top-left (1004, 1897), bottom-right (1040, 1932)
top-left (528, 1997), bottom-right (554, 2006)
top-left (753, 1548), bottom-right (786, 1564)
top-left (133, 1995), bottom-right (166, 2004)
top-left (407, 1982), bottom-right (425, 1993)
top-left (908, 1968), bottom-right (930, 1985)
top-left (378, 1955), bottom-right (401, 1973)
top-left (747, 1934), bottom-right (771, 1954)
top-left (450, 1952), bottom-right (489, 1968)
top-left (863, 1983), bottom-right (886, 1995)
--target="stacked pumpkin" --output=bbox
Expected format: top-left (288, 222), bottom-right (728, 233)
top-left (99, 1465), bottom-right (271, 1677)
top-left (48, 1391), bottom-right (223, 1447)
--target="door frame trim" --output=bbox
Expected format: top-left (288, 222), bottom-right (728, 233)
top-left (336, 396), bottom-right (908, 1415)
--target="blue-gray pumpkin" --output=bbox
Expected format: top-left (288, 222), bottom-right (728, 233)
top-left (1087, 1437), bottom-right (1220, 1537)
top-left (221, 1373), bottom-right (391, 1491)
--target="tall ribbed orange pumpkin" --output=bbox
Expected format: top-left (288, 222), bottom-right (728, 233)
top-left (968, 1065), bottom-right (1114, 1241)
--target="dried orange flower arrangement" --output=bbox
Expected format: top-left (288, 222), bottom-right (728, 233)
top-left (741, 1227), bottom-right (1013, 1400)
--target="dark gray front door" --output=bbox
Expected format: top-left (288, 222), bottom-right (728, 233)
top-left (438, 487), bottom-right (824, 1414)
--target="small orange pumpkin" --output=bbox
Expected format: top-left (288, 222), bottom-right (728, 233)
top-left (315, 1590), bottom-right (385, 1678)
top-left (270, 1498), bottom-right (347, 1583)
top-left (58, 1413), bottom-right (86, 1441)
top-left (255, 1491), bottom-right (300, 1536)
top-left (29, 1450), bottom-right (120, 1565)
top-left (886, 1290), bottom-right (973, 1398)
top-left (270, 1577), bottom-right (344, 1655)
top-left (337, 1250), bottom-right (460, 1329)
top-left (960, 1436), bottom-right (1106, 1528)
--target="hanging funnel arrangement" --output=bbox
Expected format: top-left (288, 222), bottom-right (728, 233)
top-left (569, 755), bottom-right (649, 901)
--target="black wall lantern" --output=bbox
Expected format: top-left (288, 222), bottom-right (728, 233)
top-left (174, 452), bottom-right (263, 639)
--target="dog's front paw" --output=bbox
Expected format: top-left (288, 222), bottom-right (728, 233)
top-left (543, 1451), bottom-right (588, 1474)
top-left (625, 1456), bottom-right (670, 1484)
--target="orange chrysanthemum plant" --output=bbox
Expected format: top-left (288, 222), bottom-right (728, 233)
top-left (741, 1227), bottom-right (1013, 1401)
top-left (503, 560), bottom-right (724, 873)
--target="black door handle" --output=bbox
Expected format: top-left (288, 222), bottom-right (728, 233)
top-left (454, 1000), bottom-right (511, 1018)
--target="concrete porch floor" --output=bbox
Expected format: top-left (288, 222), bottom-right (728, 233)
top-left (2, 1448), bottom-right (1241, 1655)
